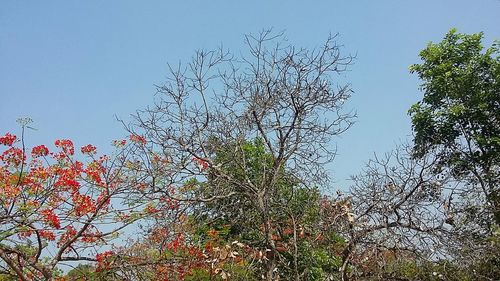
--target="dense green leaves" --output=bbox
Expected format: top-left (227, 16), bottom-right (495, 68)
top-left (409, 29), bottom-right (500, 227)
top-left (409, 29), bottom-right (499, 160)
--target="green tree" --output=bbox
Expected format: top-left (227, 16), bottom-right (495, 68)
top-left (65, 264), bottom-right (118, 281)
top-left (409, 29), bottom-right (500, 230)
top-left (193, 139), bottom-right (343, 280)
top-left (408, 30), bottom-right (500, 279)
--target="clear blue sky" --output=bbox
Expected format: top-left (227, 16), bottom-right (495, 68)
top-left (1, 0), bottom-right (499, 188)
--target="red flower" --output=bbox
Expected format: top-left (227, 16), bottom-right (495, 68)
top-left (166, 233), bottom-right (185, 252)
top-left (54, 139), bottom-right (74, 155)
top-left (192, 157), bottom-right (209, 171)
top-left (72, 193), bottom-right (96, 216)
top-left (81, 229), bottom-right (103, 243)
top-left (1, 147), bottom-right (25, 166)
top-left (80, 144), bottom-right (97, 154)
top-left (39, 230), bottom-right (56, 241)
top-left (96, 250), bottom-right (113, 262)
top-left (18, 230), bottom-right (33, 238)
top-left (112, 139), bottom-right (127, 147)
top-left (129, 134), bottom-right (146, 145)
top-left (32, 145), bottom-right (49, 157)
top-left (41, 209), bottom-right (61, 229)
top-left (0, 133), bottom-right (16, 146)
top-left (145, 204), bottom-right (159, 214)
top-left (96, 191), bottom-right (111, 208)
top-left (58, 226), bottom-right (77, 247)
top-left (96, 251), bottom-right (114, 271)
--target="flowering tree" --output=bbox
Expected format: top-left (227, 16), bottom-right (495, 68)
top-left (96, 222), bottom-right (256, 280)
top-left (0, 129), bottom-right (150, 280)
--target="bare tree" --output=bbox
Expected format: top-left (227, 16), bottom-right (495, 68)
top-left (128, 29), bottom-right (355, 280)
top-left (330, 144), bottom-right (456, 280)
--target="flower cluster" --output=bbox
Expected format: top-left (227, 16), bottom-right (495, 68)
top-left (167, 233), bottom-right (185, 252)
top-left (41, 209), bottom-right (61, 229)
top-left (54, 166), bottom-right (81, 192)
top-left (0, 136), bottom-right (148, 279)
top-left (80, 144), bottom-right (97, 154)
top-left (84, 160), bottom-right (105, 185)
top-left (145, 204), bottom-right (159, 214)
top-left (96, 251), bottom-right (114, 271)
top-left (96, 191), bottom-right (111, 208)
top-left (39, 230), bottom-right (56, 241)
top-left (160, 197), bottom-right (180, 211)
top-left (1, 184), bottom-right (21, 200)
top-left (1, 147), bottom-right (25, 166)
top-left (31, 145), bottom-right (49, 157)
top-left (81, 228), bottom-right (103, 243)
top-left (18, 230), bottom-right (33, 239)
top-left (192, 157), bottom-right (209, 171)
top-left (57, 226), bottom-right (78, 247)
top-left (72, 193), bottom-right (96, 216)
top-left (54, 139), bottom-right (74, 155)
top-left (112, 139), bottom-right (127, 147)
top-left (0, 133), bottom-right (16, 146)
top-left (129, 134), bottom-right (146, 145)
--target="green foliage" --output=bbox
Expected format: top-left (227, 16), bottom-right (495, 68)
top-left (65, 264), bottom-right (116, 281)
top-left (409, 28), bottom-right (499, 163)
top-left (190, 138), bottom-right (346, 280)
top-left (199, 138), bottom-right (318, 241)
top-left (183, 269), bottom-right (212, 281)
top-left (409, 28), bottom-right (500, 226)
top-left (0, 274), bottom-right (16, 281)
top-left (384, 259), bottom-right (500, 281)
top-left (298, 241), bottom-right (342, 280)
top-left (214, 138), bottom-right (275, 185)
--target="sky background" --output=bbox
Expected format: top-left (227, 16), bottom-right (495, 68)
top-left (1, 0), bottom-right (499, 189)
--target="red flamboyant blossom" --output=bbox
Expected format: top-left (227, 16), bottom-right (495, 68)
top-left (0, 133), bottom-right (150, 280)
top-left (166, 233), bottom-right (185, 252)
top-left (84, 160), bottom-right (105, 184)
top-left (18, 230), bottom-right (34, 239)
top-left (96, 251), bottom-right (114, 271)
top-left (160, 197), bottom-right (180, 210)
top-left (57, 225), bottom-right (78, 247)
top-left (81, 228), bottom-right (103, 243)
top-left (39, 230), bottom-right (56, 241)
top-left (54, 139), bottom-right (75, 155)
top-left (145, 204), bottom-right (159, 214)
top-left (32, 145), bottom-right (49, 157)
top-left (112, 139), bottom-right (127, 147)
top-left (129, 134), bottom-right (146, 145)
top-left (81, 144), bottom-right (97, 154)
top-left (54, 168), bottom-right (81, 191)
top-left (192, 157), bottom-right (209, 171)
top-left (72, 193), bottom-right (96, 216)
top-left (0, 133), bottom-right (16, 146)
top-left (41, 209), bottom-right (61, 229)
top-left (96, 191), bottom-right (111, 208)
top-left (1, 147), bottom-right (25, 166)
